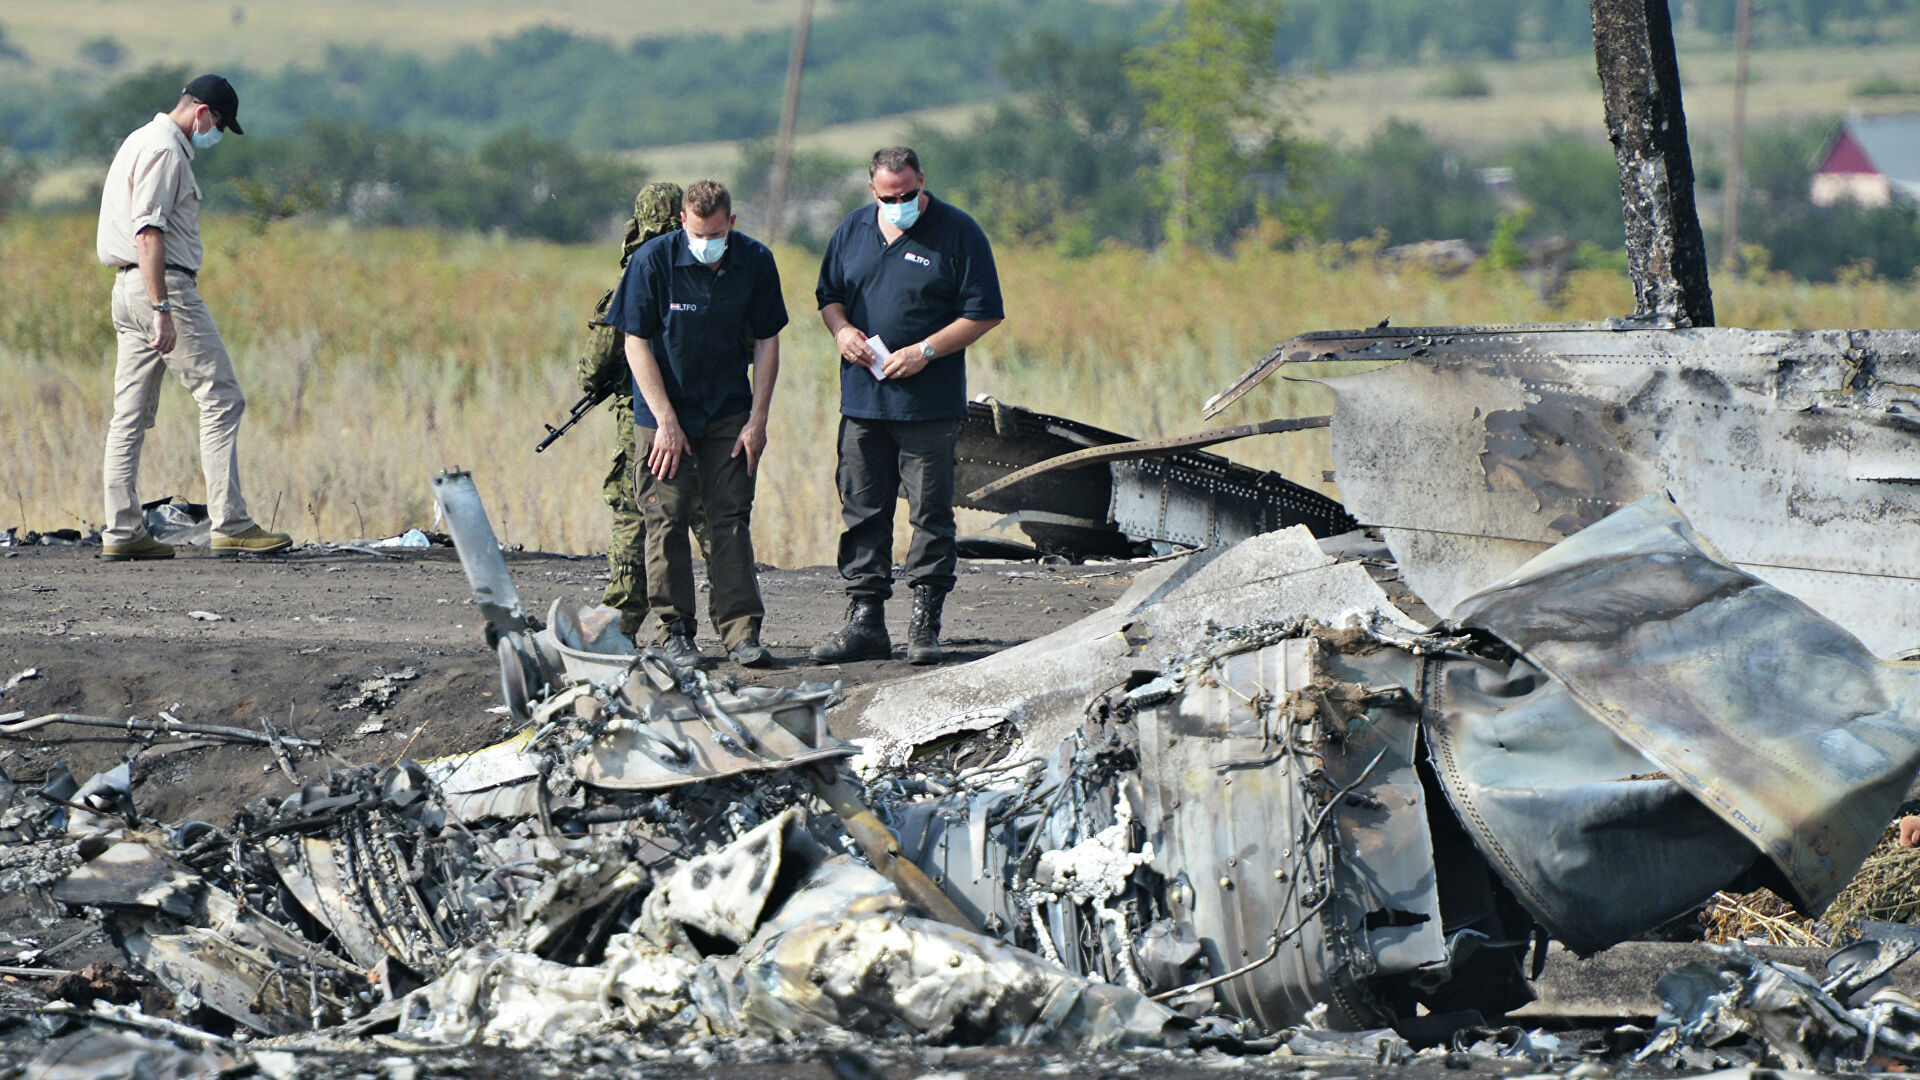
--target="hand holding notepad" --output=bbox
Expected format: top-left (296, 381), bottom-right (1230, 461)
top-left (863, 335), bottom-right (889, 380)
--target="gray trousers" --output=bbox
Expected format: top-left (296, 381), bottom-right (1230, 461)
top-left (834, 416), bottom-right (959, 601)
top-left (103, 268), bottom-right (255, 544)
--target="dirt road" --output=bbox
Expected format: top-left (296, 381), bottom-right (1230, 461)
top-left (0, 543), bottom-right (1132, 824)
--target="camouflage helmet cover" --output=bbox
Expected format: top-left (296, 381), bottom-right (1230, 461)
top-left (621, 181), bottom-right (684, 265)
top-left (635, 181), bottom-right (683, 235)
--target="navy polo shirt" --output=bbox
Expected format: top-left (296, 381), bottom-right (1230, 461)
top-left (603, 229), bottom-right (788, 437)
top-left (815, 194), bottom-right (1003, 421)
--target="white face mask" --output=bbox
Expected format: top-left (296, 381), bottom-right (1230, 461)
top-left (879, 197), bottom-right (921, 229)
top-left (687, 234), bottom-right (727, 265)
top-left (191, 113), bottom-right (222, 150)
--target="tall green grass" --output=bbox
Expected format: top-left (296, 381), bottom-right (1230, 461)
top-left (5, 214), bottom-right (1917, 566)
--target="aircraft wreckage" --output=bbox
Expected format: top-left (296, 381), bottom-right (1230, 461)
top-left (14, 474), bottom-right (1920, 1070)
top-left (14, 0), bottom-right (1920, 1072)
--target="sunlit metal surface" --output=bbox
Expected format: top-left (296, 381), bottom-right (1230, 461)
top-left (1210, 324), bottom-right (1920, 656)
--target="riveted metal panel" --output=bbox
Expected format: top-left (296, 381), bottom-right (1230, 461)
top-left (1219, 324), bottom-right (1920, 656)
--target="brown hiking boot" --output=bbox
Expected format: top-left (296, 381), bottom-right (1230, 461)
top-left (210, 525), bottom-right (292, 555)
top-left (102, 535), bottom-right (174, 561)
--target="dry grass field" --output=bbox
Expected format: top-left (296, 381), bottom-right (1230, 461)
top-left (4, 213), bottom-right (1916, 567)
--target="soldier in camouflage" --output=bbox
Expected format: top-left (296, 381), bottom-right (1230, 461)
top-left (578, 182), bottom-right (683, 638)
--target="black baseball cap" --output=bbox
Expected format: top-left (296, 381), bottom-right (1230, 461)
top-left (182, 74), bottom-right (244, 135)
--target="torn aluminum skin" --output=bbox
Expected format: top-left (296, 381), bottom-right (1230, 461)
top-left (653, 812), bottom-right (1187, 1049)
top-left (65, 839), bottom-right (368, 1034)
top-left (568, 657), bottom-right (852, 792)
top-left (1443, 493), bottom-right (1920, 922)
top-left (873, 495), bottom-right (1920, 1036)
top-left (1424, 653), bottom-right (1759, 955)
top-left (1204, 324), bottom-right (1920, 657)
top-left (1641, 942), bottom-right (1920, 1071)
top-left (841, 524), bottom-right (1429, 761)
top-left (1131, 631), bottom-right (1456, 1031)
top-left (430, 469), bottom-right (857, 790)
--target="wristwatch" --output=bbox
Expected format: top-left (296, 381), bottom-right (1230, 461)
top-left (151, 300), bottom-right (173, 313)
top-left (919, 341), bottom-right (936, 361)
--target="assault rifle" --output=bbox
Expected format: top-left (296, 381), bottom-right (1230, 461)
top-left (535, 388), bottom-right (609, 453)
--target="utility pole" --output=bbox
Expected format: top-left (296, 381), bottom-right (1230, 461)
top-left (1720, 0), bottom-right (1753, 274)
top-left (1589, 0), bottom-right (1716, 327)
top-left (766, 0), bottom-right (816, 243)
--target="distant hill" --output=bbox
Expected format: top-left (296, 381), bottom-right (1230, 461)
top-left (0, 1), bottom-right (1157, 153)
top-left (4, 0), bottom-right (1915, 157)
top-left (3, 0), bottom-right (1912, 75)
top-left (0, 0), bottom-right (837, 70)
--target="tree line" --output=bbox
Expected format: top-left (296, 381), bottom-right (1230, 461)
top-left (1276, 0), bottom-right (1917, 68)
top-left (906, 23), bottom-right (1920, 282)
top-left (2, 1), bottom-right (1917, 277)
top-left (5, 0), bottom-right (1917, 156)
top-left (0, 0), bottom-right (1153, 155)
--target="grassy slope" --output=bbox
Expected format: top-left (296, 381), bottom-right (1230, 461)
top-left (0, 0), bottom-right (835, 70)
top-left (5, 214), bottom-right (1916, 564)
top-left (620, 40), bottom-right (1920, 193)
top-left (9, 4), bottom-right (1916, 175)
top-left (1298, 41), bottom-right (1920, 152)
top-left (631, 103), bottom-right (996, 193)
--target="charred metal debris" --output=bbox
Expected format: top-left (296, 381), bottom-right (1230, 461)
top-left (10, 472), bottom-right (1920, 1075)
top-left (15, 1), bottom-right (1920, 1066)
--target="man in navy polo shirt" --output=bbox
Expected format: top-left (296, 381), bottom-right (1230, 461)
top-left (605, 180), bottom-right (787, 669)
top-left (810, 147), bottom-right (1005, 666)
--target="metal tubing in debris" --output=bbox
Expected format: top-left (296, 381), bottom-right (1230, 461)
top-left (806, 764), bottom-right (979, 932)
top-left (0, 712), bottom-right (323, 749)
top-left (965, 416), bottom-right (1333, 502)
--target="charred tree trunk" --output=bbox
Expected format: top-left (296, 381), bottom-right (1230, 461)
top-left (1589, 0), bottom-right (1715, 327)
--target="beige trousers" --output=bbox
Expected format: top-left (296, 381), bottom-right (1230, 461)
top-left (103, 268), bottom-right (254, 543)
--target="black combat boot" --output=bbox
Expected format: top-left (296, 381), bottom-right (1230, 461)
top-left (660, 618), bottom-right (706, 671)
top-left (809, 598), bottom-right (891, 664)
top-left (907, 585), bottom-right (946, 665)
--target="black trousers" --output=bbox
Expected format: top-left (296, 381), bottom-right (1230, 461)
top-left (834, 415), bottom-right (959, 601)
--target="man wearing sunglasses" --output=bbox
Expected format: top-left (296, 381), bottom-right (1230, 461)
top-left (95, 74), bottom-right (291, 560)
top-left (811, 147), bottom-right (1004, 666)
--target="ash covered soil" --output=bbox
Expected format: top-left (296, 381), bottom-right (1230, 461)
top-left (0, 546), bottom-right (1669, 1079)
top-left (0, 544), bottom-right (1128, 1012)
top-left (0, 543), bottom-right (1130, 824)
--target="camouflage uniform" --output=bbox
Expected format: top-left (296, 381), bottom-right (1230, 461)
top-left (579, 182), bottom-right (683, 636)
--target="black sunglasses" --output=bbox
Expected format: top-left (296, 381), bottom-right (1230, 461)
top-left (875, 188), bottom-right (921, 205)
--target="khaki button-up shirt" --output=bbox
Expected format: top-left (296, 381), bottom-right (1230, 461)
top-left (95, 113), bottom-right (203, 272)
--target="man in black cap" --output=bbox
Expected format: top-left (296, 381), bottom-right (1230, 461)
top-left (95, 74), bottom-right (291, 560)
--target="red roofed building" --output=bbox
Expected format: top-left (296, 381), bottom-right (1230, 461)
top-left (1811, 114), bottom-right (1920, 207)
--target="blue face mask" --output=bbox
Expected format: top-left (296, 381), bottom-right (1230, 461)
top-left (191, 122), bottom-right (223, 151)
top-left (880, 197), bottom-right (921, 230)
top-left (687, 234), bottom-right (727, 265)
